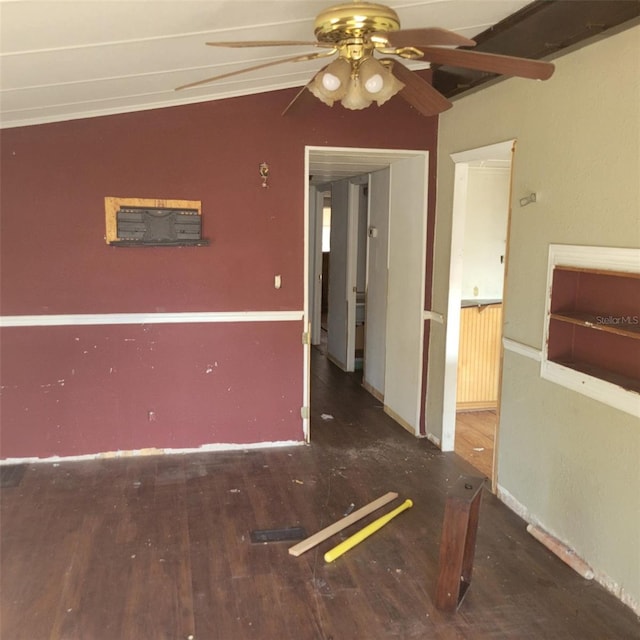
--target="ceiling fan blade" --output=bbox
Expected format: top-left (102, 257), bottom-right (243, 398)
top-left (377, 28), bottom-right (475, 48)
top-left (417, 46), bottom-right (555, 80)
top-left (176, 50), bottom-right (336, 91)
top-left (384, 59), bottom-right (452, 116)
top-left (282, 72), bottom-right (323, 116)
top-left (282, 84), bottom-right (308, 116)
top-left (206, 40), bottom-right (334, 48)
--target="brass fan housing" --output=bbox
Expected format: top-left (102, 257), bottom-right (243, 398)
top-left (314, 2), bottom-right (401, 43)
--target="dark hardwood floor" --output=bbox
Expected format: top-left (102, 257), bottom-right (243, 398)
top-left (1, 348), bottom-right (638, 639)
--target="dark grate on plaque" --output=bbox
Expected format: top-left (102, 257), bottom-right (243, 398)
top-left (250, 527), bottom-right (307, 544)
top-left (0, 464), bottom-right (27, 489)
top-left (113, 206), bottom-right (209, 247)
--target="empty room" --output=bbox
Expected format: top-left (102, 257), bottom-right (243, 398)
top-left (1, 1), bottom-right (639, 638)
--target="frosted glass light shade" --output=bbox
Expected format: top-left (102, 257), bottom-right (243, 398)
top-left (358, 57), bottom-right (404, 105)
top-left (308, 55), bottom-right (405, 111)
top-left (341, 78), bottom-right (372, 110)
top-left (309, 58), bottom-right (352, 106)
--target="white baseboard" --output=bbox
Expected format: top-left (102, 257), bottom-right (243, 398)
top-left (0, 439), bottom-right (305, 465)
top-left (426, 432), bottom-right (441, 447)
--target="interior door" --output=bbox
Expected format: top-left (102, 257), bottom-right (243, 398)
top-left (327, 180), bottom-right (351, 370)
top-left (383, 155), bottom-right (428, 433)
top-left (363, 168), bottom-right (390, 398)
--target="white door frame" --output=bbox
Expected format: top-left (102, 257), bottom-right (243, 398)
top-left (303, 154), bottom-right (312, 441)
top-left (383, 155), bottom-right (429, 435)
top-left (344, 181), bottom-right (361, 372)
top-left (309, 186), bottom-right (326, 346)
top-left (304, 145), bottom-right (430, 441)
top-left (441, 139), bottom-right (515, 451)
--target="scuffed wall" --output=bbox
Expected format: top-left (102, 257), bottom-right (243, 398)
top-left (1, 87), bottom-right (438, 459)
top-left (431, 26), bottom-right (640, 611)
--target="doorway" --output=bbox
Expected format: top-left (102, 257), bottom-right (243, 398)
top-left (441, 140), bottom-right (515, 486)
top-left (304, 146), bottom-right (429, 442)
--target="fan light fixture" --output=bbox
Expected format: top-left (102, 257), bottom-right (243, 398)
top-left (177, 2), bottom-right (555, 118)
top-left (307, 3), bottom-right (404, 110)
top-left (310, 54), bottom-right (404, 110)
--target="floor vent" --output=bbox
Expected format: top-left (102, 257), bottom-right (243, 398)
top-left (0, 465), bottom-right (26, 489)
top-left (250, 527), bottom-right (307, 544)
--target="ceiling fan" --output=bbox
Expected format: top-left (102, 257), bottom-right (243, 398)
top-left (176, 1), bottom-right (555, 116)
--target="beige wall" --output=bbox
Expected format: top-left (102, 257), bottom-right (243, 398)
top-left (429, 25), bottom-right (640, 611)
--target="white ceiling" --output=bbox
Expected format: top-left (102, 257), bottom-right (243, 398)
top-left (309, 147), bottom-right (425, 184)
top-left (306, 143), bottom-right (510, 185)
top-left (0, 0), bottom-right (533, 129)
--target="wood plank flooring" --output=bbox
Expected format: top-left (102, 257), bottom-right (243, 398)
top-left (1, 349), bottom-right (638, 639)
top-left (454, 410), bottom-right (496, 479)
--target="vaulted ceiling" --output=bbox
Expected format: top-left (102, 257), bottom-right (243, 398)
top-left (1, 0), bottom-right (638, 129)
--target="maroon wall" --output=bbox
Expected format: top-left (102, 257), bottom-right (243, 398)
top-left (0, 86), bottom-right (438, 459)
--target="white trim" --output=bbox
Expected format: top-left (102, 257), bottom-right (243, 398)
top-left (384, 153), bottom-right (429, 436)
top-left (541, 244), bottom-right (640, 419)
top-left (423, 310), bottom-right (445, 324)
top-left (309, 185), bottom-right (325, 346)
top-left (541, 360), bottom-right (640, 418)
top-left (426, 432), bottom-right (441, 447)
top-left (303, 148), bottom-right (311, 442)
top-left (450, 140), bottom-right (516, 165)
top-left (0, 439), bottom-right (305, 465)
top-left (548, 243), bottom-right (640, 273)
top-left (345, 181), bottom-right (361, 372)
top-left (418, 154), bottom-right (430, 435)
top-left (0, 82), bottom-right (311, 131)
top-left (441, 161), bottom-right (468, 451)
top-left (305, 145), bottom-right (432, 162)
top-left (503, 338), bottom-right (542, 362)
top-left (307, 145), bottom-right (431, 440)
top-left (0, 310), bottom-right (304, 328)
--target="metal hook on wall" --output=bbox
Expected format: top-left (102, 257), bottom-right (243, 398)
top-left (519, 192), bottom-right (537, 207)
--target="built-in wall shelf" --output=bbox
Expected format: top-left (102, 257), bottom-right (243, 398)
top-left (551, 359), bottom-right (640, 394)
top-left (549, 311), bottom-right (640, 340)
top-left (542, 245), bottom-right (640, 417)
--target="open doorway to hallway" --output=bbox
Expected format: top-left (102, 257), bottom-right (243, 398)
top-left (319, 185), bottom-right (366, 369)
top-left (305, 146), bottom-right (429, 442)
top-left (319, 192), bottom-right (330, 354)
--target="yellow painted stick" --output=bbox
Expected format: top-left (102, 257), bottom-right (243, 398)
top-left (324, 499), bottom-right (413, 563)
top-left (288, 491), bottom-right (398, 557)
